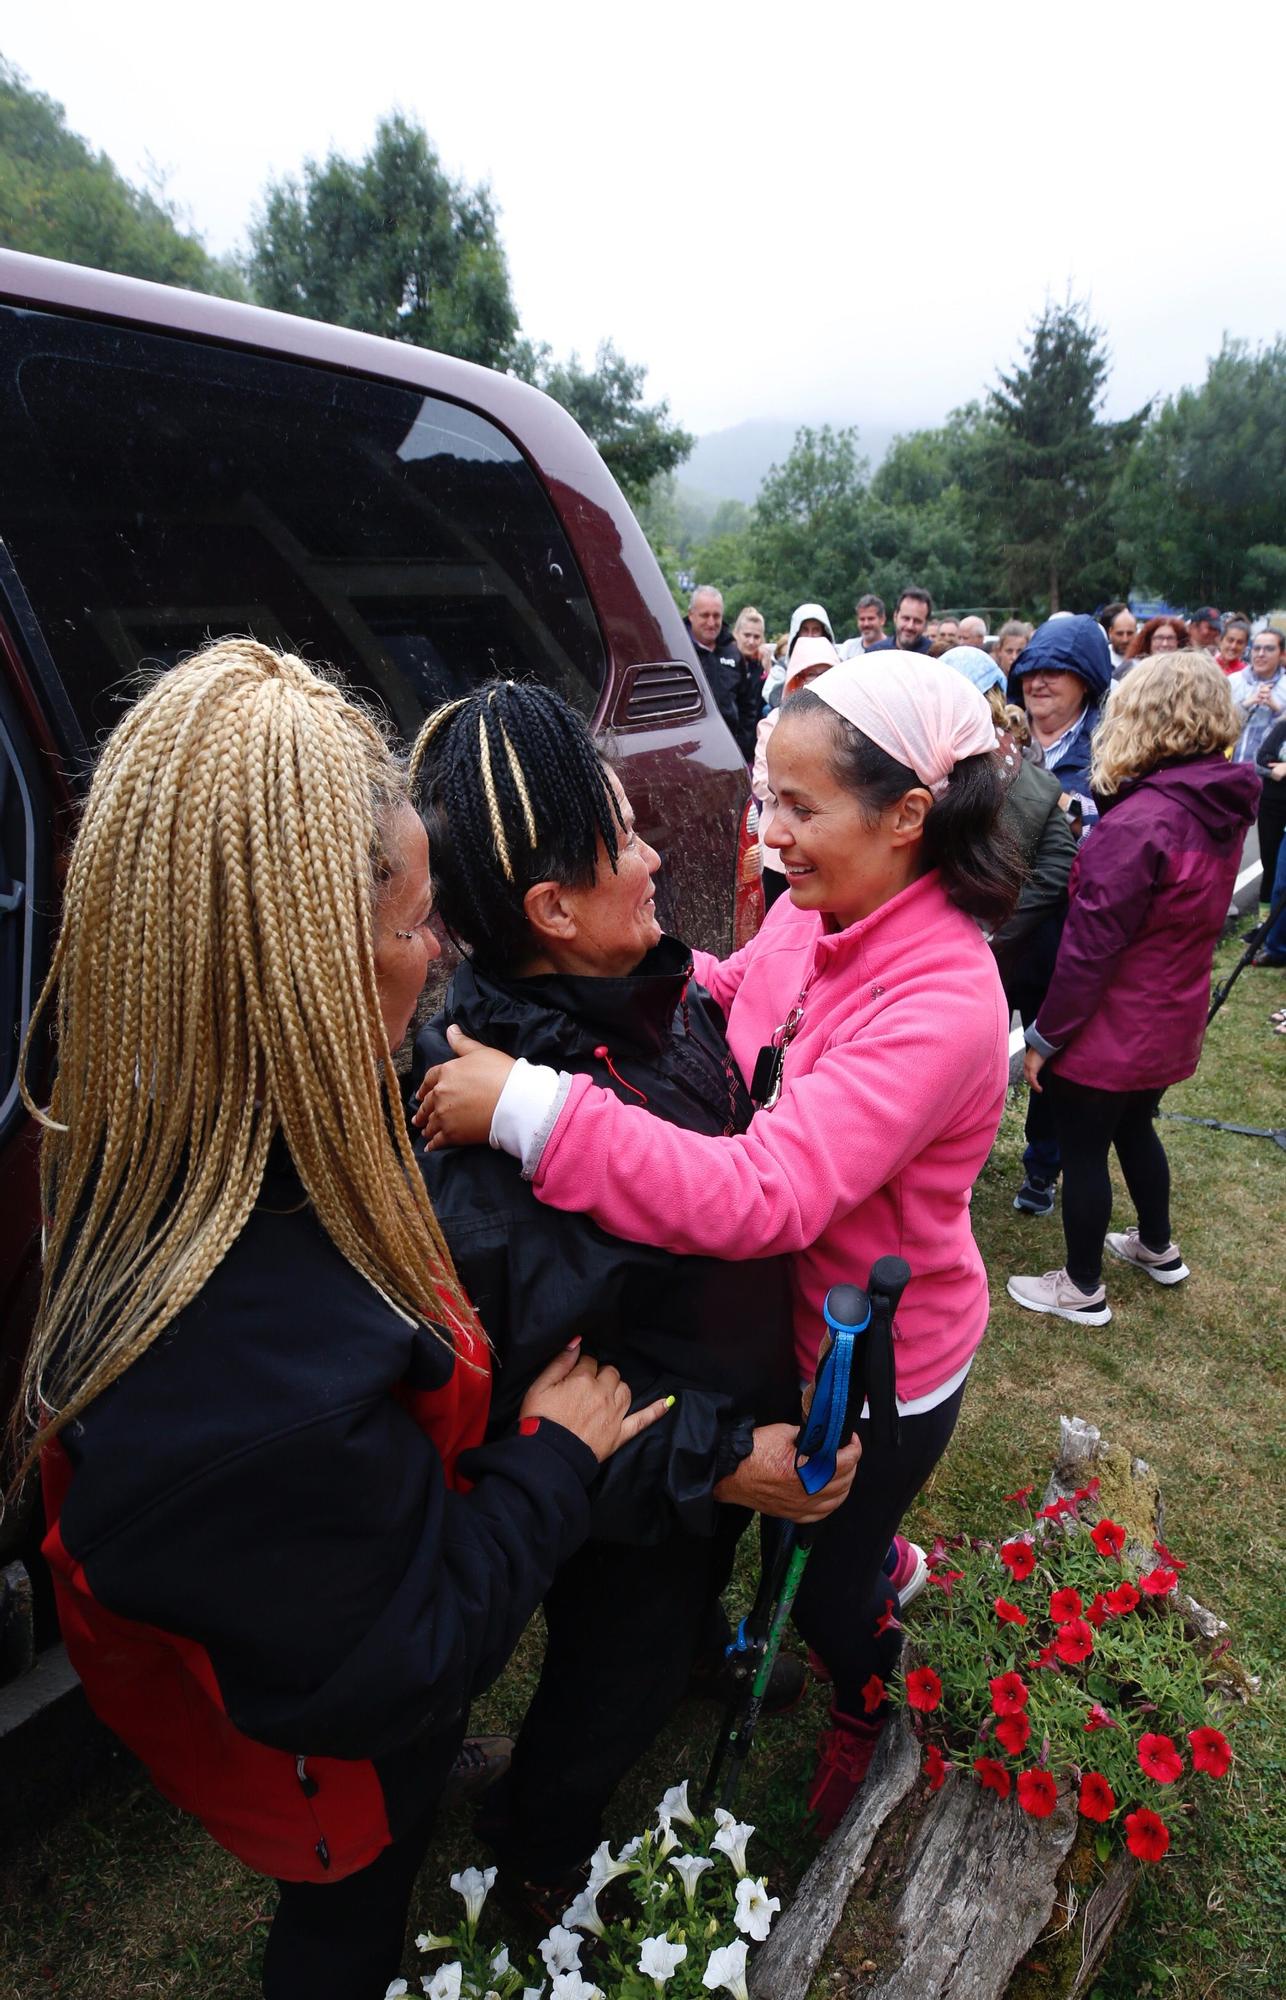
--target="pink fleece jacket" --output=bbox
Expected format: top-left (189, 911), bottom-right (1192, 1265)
top-left (533, 872), bottom-right (1010, 1396)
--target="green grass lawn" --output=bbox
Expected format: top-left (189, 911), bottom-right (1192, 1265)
top-left (1, 944), bottom-right (1282, 1999)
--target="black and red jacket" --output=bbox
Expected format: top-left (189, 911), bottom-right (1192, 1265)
top-left (41, 1144), bottom-right (598, 1883)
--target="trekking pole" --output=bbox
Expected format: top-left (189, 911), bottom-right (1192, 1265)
top-left (1207, 883), bottom-right (1286, 1025)
top-left (702, 1257), bottom-right (911, 1812)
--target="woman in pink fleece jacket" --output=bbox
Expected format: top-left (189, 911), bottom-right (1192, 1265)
top-left (420, 656), bottom-right (1020, 1832)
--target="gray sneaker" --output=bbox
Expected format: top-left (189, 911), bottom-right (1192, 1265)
top-left (1006, 1268), bottom-right (1112, 1325)
top-left (1105, 1228), bottom-right (1190, 1285)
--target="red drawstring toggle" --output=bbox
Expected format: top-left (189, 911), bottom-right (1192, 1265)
top-left (594, 1045), bottom-right (648, 1104)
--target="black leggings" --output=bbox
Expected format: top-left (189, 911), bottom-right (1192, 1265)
top-left (791, 1382), bottom-right (966, 1719)
top-left (263, 1734), bottom-right (459, 1999)
top-left (1045, 1074), bottom-right (1171, 1290)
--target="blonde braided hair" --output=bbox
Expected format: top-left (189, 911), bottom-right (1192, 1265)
top-left (12, 637), bottom-right (480, 1478)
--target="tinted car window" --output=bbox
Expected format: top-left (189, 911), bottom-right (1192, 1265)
top-left (0, 306), bottom-right (607, 754)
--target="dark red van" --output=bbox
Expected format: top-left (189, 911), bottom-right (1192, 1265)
top-left (0, 248), bottom-right (758, 1698)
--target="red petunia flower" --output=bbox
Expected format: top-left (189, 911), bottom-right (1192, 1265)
top-left (989, 1670), bottom-right (1031, 1716)
top-left (1053, 1618), bottom-right (1095, 1664)
top-left (1028, 1641), bottom-right (1062, 1672)
top-left (1074, 1477), bottom-right (1101, 1501)
top-left (905, 1666), bottom-right (943, 1712)
top-left (994, 1596), bottom-right (1028, 1625)
top-left (1188, 1727), bottom-right (1232, 1777)
top-left (1003, 1485), bottom-right (1035, 1506)
top-left (873, 1596), bottom-right (900, 1638)
top-left (861, 1673), bottom-right (886, 1715)
top-left (1078, 1772), bottom-right (1116, 1822)
top-left (1084, 1702), bottom-right (1117, 1732)
top-left (929, 1569), bottom-right (966, 1595)
top-left (1138, 1733), bottom-right (1184, 1784)
top-left (923, 1743), bottom-right (947, 1791)
top-left (1125, 1806), bottom-right (1171, 1861)
top-left (926, 1535), bottom-right (950, 1568)
top-left (1049, 1587), bottom-right (1083, 1621)
top-left (994, 1712), bottom-right (1031, 1756)
top-left (1035, 1497), bottom-right (1076, 1521)
top-left (1152, 1538), bottom-right (1187, 1571)
top-left (999, 1538), bottom-right (1036, 1582)
top-left (1017, 1769), bottom-right (1059, 1818)
top-left (974, 1756), bottom-right (1011, 1798)
top-left (1139, 1566), bottom-right (1178, 1597)
top-left (1090, 1519), bottom-right (1127, 1560)
top-left (1084, 1592), bottom-right (1109, 1630)
top-left (1105, 1582), bottom-right (1140, 1616)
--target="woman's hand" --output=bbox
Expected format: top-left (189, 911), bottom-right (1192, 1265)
top-left (414, 1025), bottom-right (517, 1149)
top-left (713, 1422), bottom-right (860, 1524)
top-left (1024, 1045), bottom-right (1047, 1093)
top-left (519, 1341), bottom-right (672, 1464)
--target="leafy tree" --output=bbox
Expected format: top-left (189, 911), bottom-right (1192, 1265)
top-left (729, 424), bottom-right (872, 630)
top-left (0, 59), bottom-right (243, 295)
top-left (522, 341), bottom-right (693, 507)
top-left (1115, 338), bottom-right (1286, 613)
top-left (248, 112), bottom-right (519, 368)
top-left (978, 300), bottom-right (1147, 613)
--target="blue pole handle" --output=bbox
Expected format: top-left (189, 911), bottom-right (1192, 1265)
top-left (795, 1284), bottom-right (870, 1494)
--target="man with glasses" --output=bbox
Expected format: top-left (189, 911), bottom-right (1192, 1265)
top-left (1229, 629), bottom-right (1286, 764)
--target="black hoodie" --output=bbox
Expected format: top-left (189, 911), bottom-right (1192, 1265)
top-left (411, 936), bottom-right (798, 1542)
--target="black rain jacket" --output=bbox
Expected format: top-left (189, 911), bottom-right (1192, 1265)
top-left (411, 935), bottom-right (798, 1544)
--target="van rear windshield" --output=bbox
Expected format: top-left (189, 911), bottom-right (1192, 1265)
top-left (0, 305), bottom-right (607, 754)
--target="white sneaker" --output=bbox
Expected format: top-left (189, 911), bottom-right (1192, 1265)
top-left (1006, 1268), bottom-right (1112, 1325)
top-left (1106, 1228), bottom-right (1190, 1285)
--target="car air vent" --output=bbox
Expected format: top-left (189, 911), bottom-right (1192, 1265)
top-left (611, 661), bottom-right (707, 730)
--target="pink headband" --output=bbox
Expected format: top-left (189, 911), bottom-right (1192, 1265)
top-left (807, 654), bottom-right (997, 796)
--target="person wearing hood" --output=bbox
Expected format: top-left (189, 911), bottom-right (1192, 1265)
top-left (1009, 615), bottom-right (1112, 830)
top-left (753, 635), bottom-right (841, 904)
top-left (1009, 654), bottom-right (1260, 1326)
top-left (684, 585), bottom-right (759, 762)
top-left (762, 601), bottom-right (836, 708)
top-left (941, 646), bottom-right (1079, 1219)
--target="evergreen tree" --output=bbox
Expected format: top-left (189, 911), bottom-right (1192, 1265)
top-left (522, 341), bottom-right (692, 507)
top-left (979, 300), bottom-right (1147, 613)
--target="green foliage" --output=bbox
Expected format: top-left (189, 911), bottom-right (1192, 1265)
top-left (978, 299), bottom-right (1147, 614)
top-left (0, 58), bottom-right (244, 296)
top-left (1115, 338), bottom-right (1286, 613)
top-left (247, 112), bottom-right (519, 368)
top-left (523, 339), bottom-right (693, 508)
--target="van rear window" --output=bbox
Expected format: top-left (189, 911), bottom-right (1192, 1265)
top-left (0, 306), bottom-right (607, 755)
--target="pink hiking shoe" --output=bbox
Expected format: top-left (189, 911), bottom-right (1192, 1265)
top-left (807, 1706), bottom-right (884, 1838)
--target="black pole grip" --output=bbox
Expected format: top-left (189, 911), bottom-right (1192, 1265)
top-left (824, 1283), bottom-right (870, 1332)
top-left (869, 1255), bottom-right (911, 1314)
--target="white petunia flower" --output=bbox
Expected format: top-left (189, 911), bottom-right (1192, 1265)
top-left (561, 1886), bottom-right (606, 1937)
top-left (491, 1946), bottom-right (511, 1976)
top-left (415, 1932), bottom-right (454, 1952)
top-left (734, 1875), bottom-right (781, 1942)
top-left (669, 1852), bottom-right (715, 1905)
top-left (538, 1925), bottom-right (583, 1976)
top-left (549, 1975), bottom-right (603, 2000)
top-left (638, 1934), bottom-right (688, 1986)
top-left (385, 1983), bottom-right (408, 1999)
top-left (422, 1965), bottom-right (463, 2000)
top-left (711, 1809), bottom-right (755, 1877)
top-left (586, 1839), bottom-right (635, 1891)
top-left (702, 1939), bottom-right (750, 2000)
top-left (618, 1835), bottom-right (644, 1862)
top-left (449, 1864), bottom-right (497, 1928)
top-left (655, 1817), bottom-right (680, 1858)
top-left (521, 1988), bottom-right (547, 2000)
top-left (657, 1780), bottom-right (698, 1829)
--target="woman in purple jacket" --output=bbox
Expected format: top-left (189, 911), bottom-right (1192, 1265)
top-left (1009, 654), bottom-right (1260, 1325)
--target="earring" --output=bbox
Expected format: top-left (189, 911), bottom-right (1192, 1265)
top-left (395, 930), bottom-right (414, 941)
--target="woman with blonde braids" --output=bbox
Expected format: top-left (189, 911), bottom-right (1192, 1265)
top-left (14, 639), bottom-right (667, 1999)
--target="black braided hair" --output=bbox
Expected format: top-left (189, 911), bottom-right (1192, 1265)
top-left (408, 682), bottom-right (625, 969)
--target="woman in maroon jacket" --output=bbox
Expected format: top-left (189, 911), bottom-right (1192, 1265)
top-left (1008, 654), bottom-right (1260, 1326)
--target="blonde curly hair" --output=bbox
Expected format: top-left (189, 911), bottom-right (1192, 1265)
top-left (1091, 651), bottom-right (1239, 797)
top-left (12, 638), bottom-right (480, 1478)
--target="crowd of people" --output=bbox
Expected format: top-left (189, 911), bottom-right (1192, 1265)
top-left (9, 566), bottom-right (1278, 1995)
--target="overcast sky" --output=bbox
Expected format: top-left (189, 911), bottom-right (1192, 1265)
top-left (7, 1), bottom-right (1284, 438)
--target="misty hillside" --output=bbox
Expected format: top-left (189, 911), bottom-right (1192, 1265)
top-left (682, 417), bottom-right (899, 504)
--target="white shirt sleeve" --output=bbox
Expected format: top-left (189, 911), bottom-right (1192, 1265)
top-left (489, 1058), bottom-right (572, 1178)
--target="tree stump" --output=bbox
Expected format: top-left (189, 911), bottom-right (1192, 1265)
top-left (749, 1416), bottom-right (1237, 2000)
